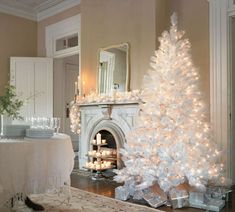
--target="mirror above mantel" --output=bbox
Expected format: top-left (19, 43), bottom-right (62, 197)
top-left (97, 43), bottom-right (130, 94)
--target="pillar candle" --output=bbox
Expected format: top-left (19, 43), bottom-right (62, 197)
top-left (77, 76), bottom-right (80, 88)
top-left (96, 133), bottom-right (101, 144)
top-left (77, 76), bottom-right (80, 94)
top-left (83, 81), bottom-right (86, 96)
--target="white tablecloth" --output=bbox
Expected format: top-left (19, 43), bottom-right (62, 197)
top-left (0, 134), bottom-right (75, 206)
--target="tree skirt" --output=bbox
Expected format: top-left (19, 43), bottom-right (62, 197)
top-left (9, 187), bottom-right (163, 212)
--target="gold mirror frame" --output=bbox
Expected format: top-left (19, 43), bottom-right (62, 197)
top-left (97, 43), bottom-right (130, 94)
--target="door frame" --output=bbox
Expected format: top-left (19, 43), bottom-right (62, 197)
top-left (209, 0), bottom-right (235, 182)
top-left (45, 14), bottom-right (81, 135)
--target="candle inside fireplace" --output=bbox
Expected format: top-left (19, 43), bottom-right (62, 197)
top-left (96, 133), bottom-right (101, 144)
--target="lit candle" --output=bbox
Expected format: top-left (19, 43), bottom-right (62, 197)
top-left (96, 133), bottom-right (101, 145)
top-left (75, 82), bottom-right (78, 95)
top-left (92, 139), bottom-right (96, 145)
top-left (83, 81), bottom-right (86, 96)
top-left (77, 76), bottom-right (80, 95)
top-left (102, 139), bottom-right (106, 144)
top-left (77, 76), bottom-right (80, 88)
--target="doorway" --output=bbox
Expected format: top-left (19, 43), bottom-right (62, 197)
top-left (54, 54), bottom-right (79, 151)
top-left (45, 14), bottom-right (81, 156)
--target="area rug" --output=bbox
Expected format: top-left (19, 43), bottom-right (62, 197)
top-left (11, 187), bottom-right (163, 212)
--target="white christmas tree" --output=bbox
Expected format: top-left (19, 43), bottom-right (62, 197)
top-left (114, 13), bottom-right (226, 194)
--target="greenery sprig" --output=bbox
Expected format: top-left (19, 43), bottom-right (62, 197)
top-left (0, 84), bottom-right (24, 120)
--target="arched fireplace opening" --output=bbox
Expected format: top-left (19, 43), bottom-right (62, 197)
top-left (93, 130), bottom-right (118, 169)
top-left (87, 120), bottom-right (127, 170)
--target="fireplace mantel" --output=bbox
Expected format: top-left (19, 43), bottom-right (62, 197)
top-left (78, 101), bottom-right (139, 169)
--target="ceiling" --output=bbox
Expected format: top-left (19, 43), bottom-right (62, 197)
top-left (0, 0), bottom-right (80, 21)
top-left (0, 0), bottom-right (63, 13)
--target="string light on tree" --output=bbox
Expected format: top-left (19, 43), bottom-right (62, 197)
top-left (114, 13), bottom-right (229, 204)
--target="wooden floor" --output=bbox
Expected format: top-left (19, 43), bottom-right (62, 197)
top-left (71, 172), bottom-right (234, 212)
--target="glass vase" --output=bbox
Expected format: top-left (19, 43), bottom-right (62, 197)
top-left (0, 115), bottom-right (12, 138)
top-left (0, 114), bottom-right (3, 138)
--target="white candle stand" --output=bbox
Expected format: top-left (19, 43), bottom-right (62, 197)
top-left (84, 135), bottom-right (117, 180)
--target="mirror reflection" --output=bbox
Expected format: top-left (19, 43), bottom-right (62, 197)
top-left (98, 43), bottom-right (129, 94)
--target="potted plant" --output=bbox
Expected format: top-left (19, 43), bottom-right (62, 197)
top-left (0, 84), bottom-right (24, 137)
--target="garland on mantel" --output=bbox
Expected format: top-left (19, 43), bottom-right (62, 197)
top-left (69, 90), bottom-right (141, 134)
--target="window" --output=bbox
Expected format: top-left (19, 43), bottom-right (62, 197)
top-left (46, 14), bottom-right (80, 58)
top-left (55, 33), bottom-right (78, 51)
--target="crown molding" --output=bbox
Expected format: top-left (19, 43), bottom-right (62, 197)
top-left (0, 0), bottom-right (80, 22)
top-left (37, 0), bottom-right (81, 21)
top-left (0, 3), bottom-right (37, 21)
top-left (34, 0), bottom-right (64, 13)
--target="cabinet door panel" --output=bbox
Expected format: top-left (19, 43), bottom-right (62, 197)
top-left (10, 57), bottom-right (53, 119)
top-left (10, 59), bottom-right (34, 117)
top-left (34, 60), bottom-right (53, 117)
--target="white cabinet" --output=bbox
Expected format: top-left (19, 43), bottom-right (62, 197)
top-left (10, 57), bottom-right (53, 118)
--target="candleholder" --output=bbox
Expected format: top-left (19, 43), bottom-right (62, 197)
top-left (84, 133), bottom-right (116, 180)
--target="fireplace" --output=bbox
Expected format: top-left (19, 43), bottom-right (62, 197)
top-left (78, 102), bottom-right (139, 169)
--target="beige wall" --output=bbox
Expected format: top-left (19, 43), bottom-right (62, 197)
top-left (81, 0), bottom-right (156, 92)
top-left (155, 0), bottom-right (168, 49)
top-left (0, 0), bottom-right (208, 99)
top-left (0, 12), bottom-right (37, 94)
top-left (166, 0), bottom-right (210, 106)
top-left (36, 0), bottom-right (209, 103)
top-left (37, 5), bottom-right (80, 56)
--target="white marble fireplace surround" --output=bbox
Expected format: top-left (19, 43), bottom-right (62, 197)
top-left (79, 102), bottom-right (139, 169)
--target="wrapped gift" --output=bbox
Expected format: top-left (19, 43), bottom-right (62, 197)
top-left (189, 191), bottom-right (204, 204)
top-left (143, 193), bottom-right (167, 208)
top-left (115, 186), bottom-right (130, 201)
top-left (169, 188), bottom-right (189, 209)
top-left (124, 180), bottom-right (136, 197)
top-left (223, 190), bottom-right (232, 202)
top-left (190, 198), bottom-right (225, 212)
top-left (207, 186), bottom-right (232, 202)
top-left (189, 191), bottom-right (225, 212)
top-left (133, 189), bottom-right (144, 200)
top-left (206, 198), bottom-right (225, 212)
top-left (142, 184), bottom-right (167, 208)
